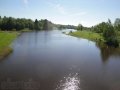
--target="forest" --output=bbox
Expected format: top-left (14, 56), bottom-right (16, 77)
top-left (0, 16), bottom-right (76, 31)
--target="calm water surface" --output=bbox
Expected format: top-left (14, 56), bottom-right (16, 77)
top-left (0, 30), bottom-right (120, 90)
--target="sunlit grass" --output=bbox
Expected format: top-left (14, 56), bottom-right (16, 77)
top-left (69, 30), bottom-right (104, 42)
top-left (0, 31), bottom-right (19, 60)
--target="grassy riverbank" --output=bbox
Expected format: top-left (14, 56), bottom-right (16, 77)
top-left (69, 31), bottom-right (104, 42)
top-left (0, 31), bottom-right (19, 60)
top-left (69, 30), bottom-right (120, 47)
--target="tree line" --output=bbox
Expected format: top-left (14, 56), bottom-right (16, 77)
top-left (0, 16), bottom-right (76, 31)
top-left (0, 16), bottom-right (54, 30)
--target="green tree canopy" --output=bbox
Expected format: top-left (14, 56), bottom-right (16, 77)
top-left (77, 24), bottom-right (83, 31)
top-left (114, 18), bottom-right (120, 31)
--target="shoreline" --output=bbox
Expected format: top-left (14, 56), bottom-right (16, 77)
top-left (0, 31), bottom-right (20, 60)
top-left (68, 31), bottom-right (104, 42)
top-left (68, 30), bottom-right (120, 48)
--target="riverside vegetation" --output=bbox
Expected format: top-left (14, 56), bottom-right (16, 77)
top-left (69, 19), bottom-right (120, 48)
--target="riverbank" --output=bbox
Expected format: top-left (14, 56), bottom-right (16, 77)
top-left (68, 30), bottom-right (120, 47)
top-left (69, 31), bottom-right (104, 41)
top-left (0, 31), bottom-right (19, 60)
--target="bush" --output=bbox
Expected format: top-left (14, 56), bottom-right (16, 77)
top-left (102, 19), bottom-right (119, 47)
top-left (105, 37), bottom-right (119, 47)
top-left (12, 28), bottom-right (16, 31)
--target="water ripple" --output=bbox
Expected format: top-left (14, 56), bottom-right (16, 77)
top-left (56, 73), bottom-right (80, 90)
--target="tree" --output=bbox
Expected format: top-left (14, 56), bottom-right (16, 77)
top-left (0, 15), bottom-right (76, 31)
top-left (0, 16), bottom-right (1, 30)
top-left (103, 19), bottom-right (119, 47)
top-left (114, 18), bottom-right (120, 31)
top-left (93, 19), bottom-right (119, 47)
top-left (15, 18), bottom-right (25, 30)
top-left (34, 19), bottom-right (40, 30)
top-left (6, 17), bottom-right (16, 30)
top-left (28, 19), bottom-right (34, 30)
top-left (77, 24), bottom-right (83, 31)
top-left (93, 22), bottom-right (107, 33)
top-left (43, 19), bottom-right (48, 30)
top-left (114, 18), bottom-right (120, 26)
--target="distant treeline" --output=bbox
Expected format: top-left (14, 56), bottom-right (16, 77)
top-left (0, 16), bottom-right (76, 31)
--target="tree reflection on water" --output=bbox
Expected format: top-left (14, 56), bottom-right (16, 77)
top-left (96, 42), bottom-right (120, 63)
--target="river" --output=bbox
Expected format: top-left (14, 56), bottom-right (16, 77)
top-left (0, 30), bottom-right (120, 90)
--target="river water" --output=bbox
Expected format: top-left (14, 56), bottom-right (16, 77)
top-left (0, 30), bottom-right (120, 90)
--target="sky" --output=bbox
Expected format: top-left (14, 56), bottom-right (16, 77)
top-left (0, 0), bottom-right (120, 27)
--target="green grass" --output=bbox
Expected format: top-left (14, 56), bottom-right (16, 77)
top-left (0, 31), bottom-right (19, 60)
top-left (20, 28), bottom-right (32, 32)
top-left (69, 31), bottom-right (104, 42)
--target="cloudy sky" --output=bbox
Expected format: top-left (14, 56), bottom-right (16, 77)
top-left (0, 0), bottom-right (120, 26)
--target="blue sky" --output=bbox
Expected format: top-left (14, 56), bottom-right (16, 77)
top-left (0, 0), bottom-right (120, 26)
